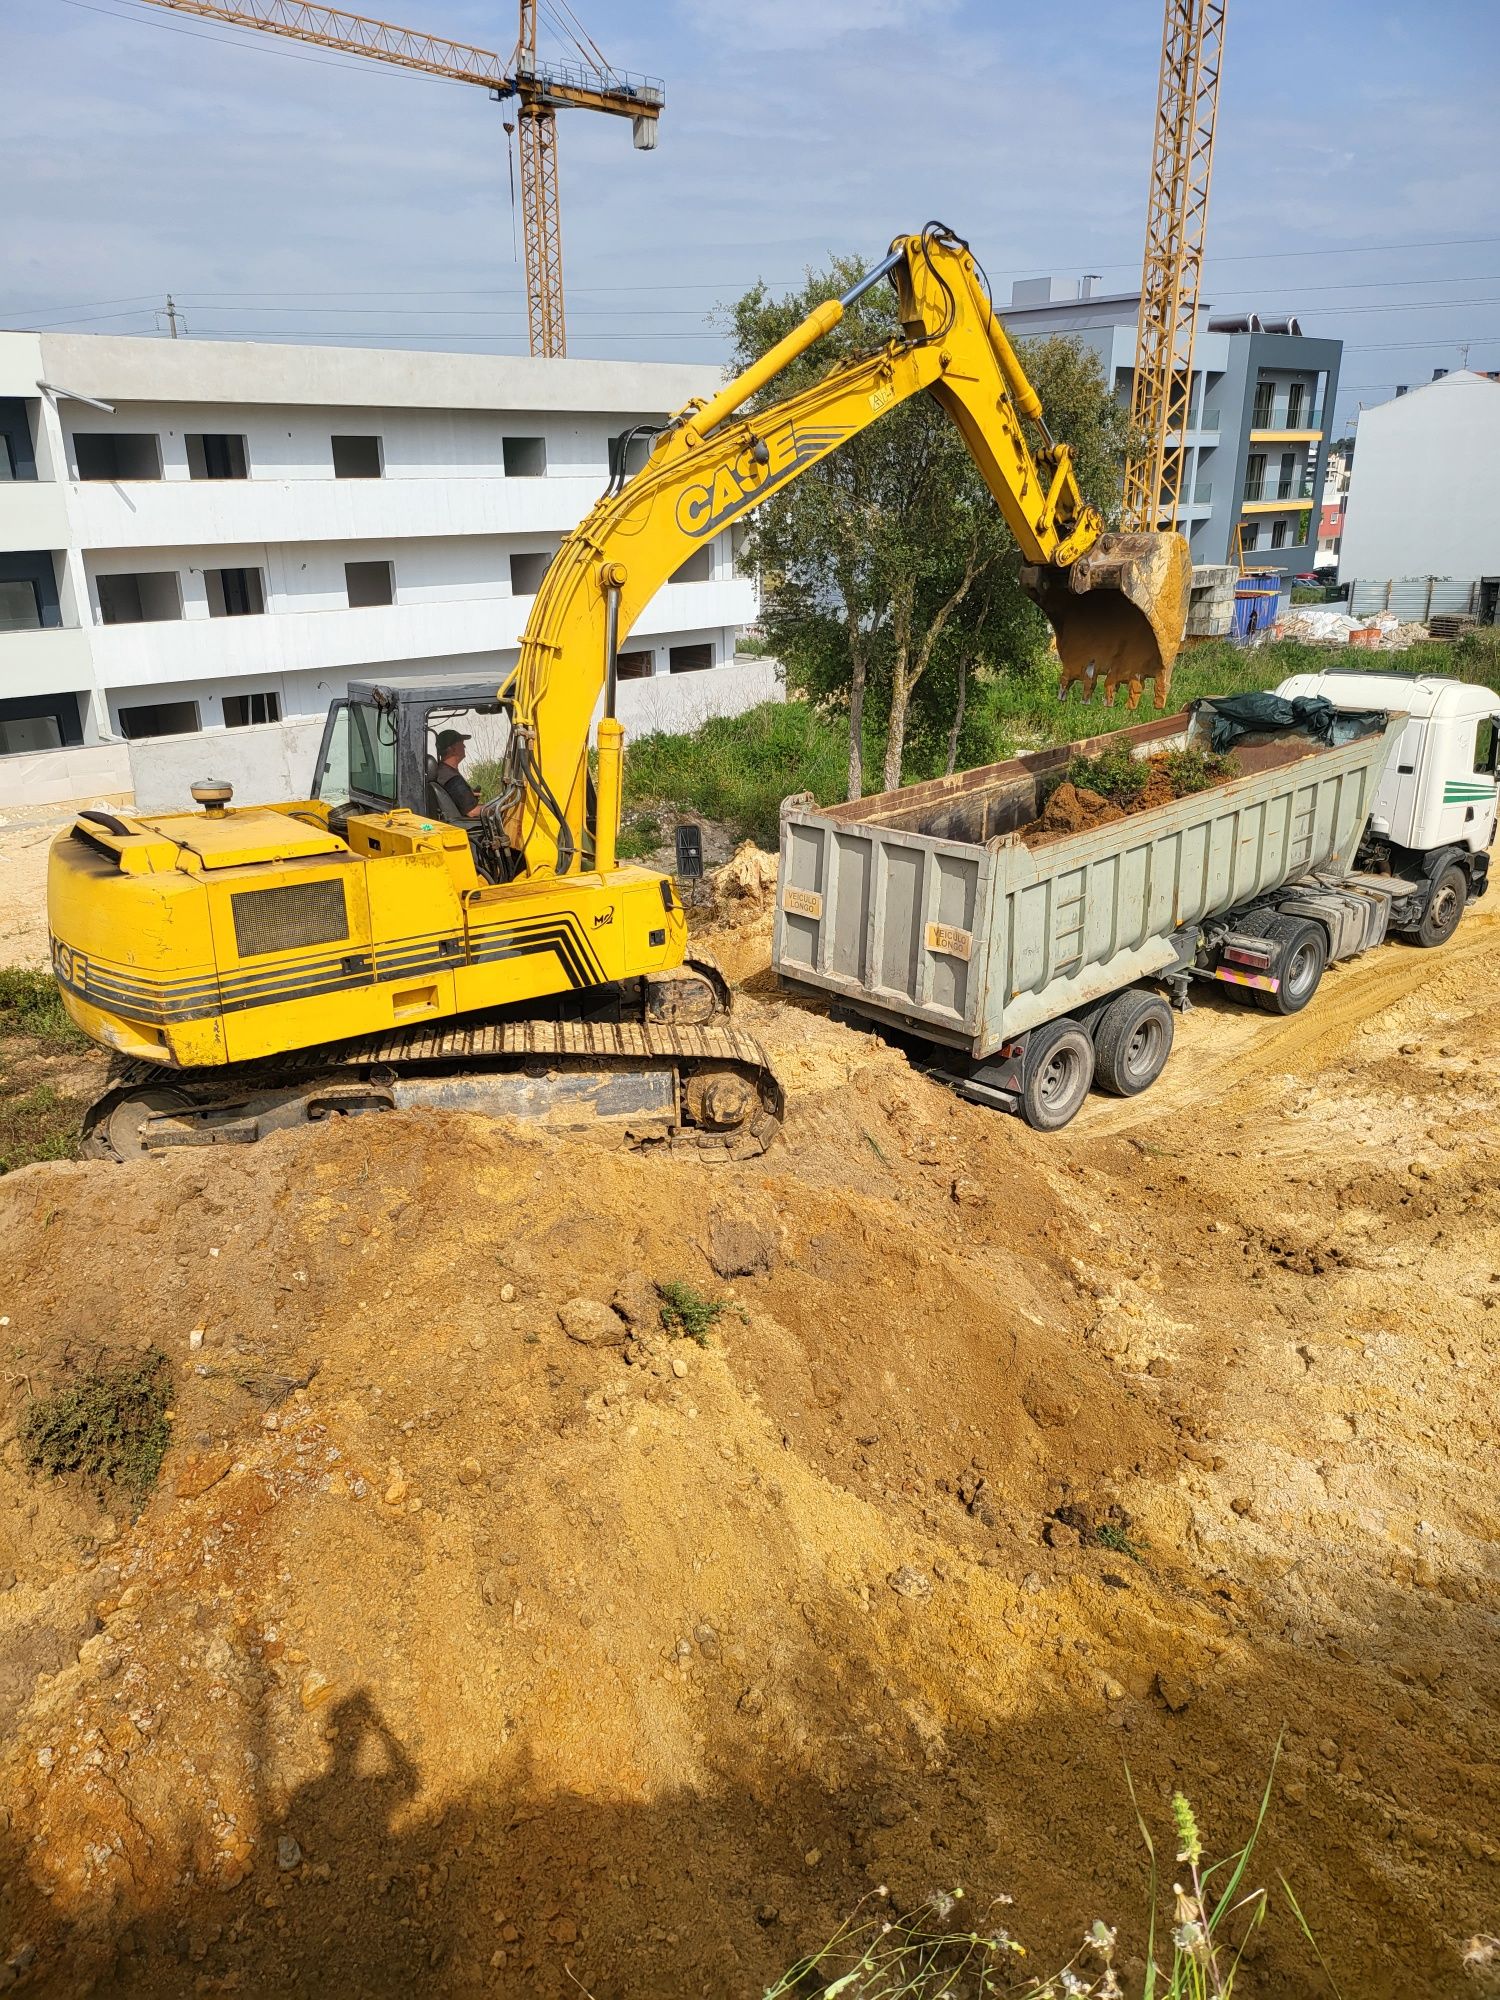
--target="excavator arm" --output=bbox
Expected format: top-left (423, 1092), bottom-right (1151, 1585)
top-left (504, 223), bottom-right (1192, 876)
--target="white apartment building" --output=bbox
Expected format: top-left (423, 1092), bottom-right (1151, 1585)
top-left (0, 332), bottom-right (766, 807)
top-left (1339, 370), bottom-right (1500, 621)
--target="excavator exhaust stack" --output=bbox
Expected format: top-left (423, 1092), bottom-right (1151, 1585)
top-left (1024, 530), bottom-right (1194, 712)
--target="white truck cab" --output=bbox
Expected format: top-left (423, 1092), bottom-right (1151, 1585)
top-left (1275, 668), bottom-right (1500, 863)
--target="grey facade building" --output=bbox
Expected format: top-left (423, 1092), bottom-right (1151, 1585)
top-left (1001, 279), bottom-right (1343, 577)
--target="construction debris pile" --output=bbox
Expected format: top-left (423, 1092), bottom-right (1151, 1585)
top-left (1271, 606), bottom-right (1431, 650)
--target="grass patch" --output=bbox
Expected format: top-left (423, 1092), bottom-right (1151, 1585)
top-left (1096, 1520), bottom-right (1147, 1562)
top-left (1064, 745), bottom-right (1150, 807)
top-left (616, 811), bottom-right (662, 861)
top-left (655, 1280), bottom-right (726, 1346)
top-left (1160, 747), bottom-right (1238, 797)
top-left (0, 1082), bottom-right (82, 1174)
top-left (21, 1347), bottom-right (172, 1503)
top-left (0, 967), bottom-right (85, 1049)
top-left (624, 700), bottom-right (849, 849)
top-left (768, 1760), bottom-right (1314, 1998)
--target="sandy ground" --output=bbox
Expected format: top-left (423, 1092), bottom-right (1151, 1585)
top-left (0, 807), bottom-right (75, 970)
top-left (0, 861), bottom-right (1495, 1996)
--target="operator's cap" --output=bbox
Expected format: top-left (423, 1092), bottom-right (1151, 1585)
top-left (435, 729), bottom-right (470, 756)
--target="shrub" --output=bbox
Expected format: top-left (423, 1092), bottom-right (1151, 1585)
top-left (1160, 748), bottom-right (1239, 796)
top-left (1065, 746), bottom-right (1149, 806)
top-left (655, 1280), bottom-right (726, 1346)
top-left (21, 1348), bottom-right (172, 1502)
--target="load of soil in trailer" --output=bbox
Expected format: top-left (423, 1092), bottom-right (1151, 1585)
top-left (1020, 745), bottom-right (1238, 847)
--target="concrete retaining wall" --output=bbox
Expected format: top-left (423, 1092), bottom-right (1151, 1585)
top-left (2, 657), bottom-right (784, 815)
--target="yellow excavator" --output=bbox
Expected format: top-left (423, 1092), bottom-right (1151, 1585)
top-left (48, 223), bottom-right (1191, 1159)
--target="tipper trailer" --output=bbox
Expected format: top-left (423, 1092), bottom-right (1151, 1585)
top-left (772, 670), bottom-right (1499, 1131)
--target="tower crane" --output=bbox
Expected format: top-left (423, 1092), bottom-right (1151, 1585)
top-left (134, 0), bottom-right (665, 357)
top-left (1121, 0), bottom-right (1227, 534)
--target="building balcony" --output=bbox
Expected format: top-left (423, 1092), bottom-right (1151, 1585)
top-left (86, 577), bottom-right (757, 691)
top-left (1249, 407), bottom-right (1323, 442)
top-left (1242, 477), bottom-right (1317, 511)
top-left (66, 473), bottom-right (616, 554)
top-left (0, 479), bottom-right (69, 555)
top-left (0, 624), bottom-right (94, 696)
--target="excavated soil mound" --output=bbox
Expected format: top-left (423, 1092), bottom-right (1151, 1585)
top-left (0, 868), bottom-right (1496, 1997)
top-left (1022, 757), bottom-right (1214, 847)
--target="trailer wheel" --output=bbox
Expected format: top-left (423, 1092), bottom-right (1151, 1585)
top-left (1254, 915), bottom-right (1327, 1015)
top-left (1410, 863), bottom-right (1468, 949)
top-left (1092, 990), bottom-right (1175, 1096)
top-left (1018, 1019), bottom-right (1095, 1132)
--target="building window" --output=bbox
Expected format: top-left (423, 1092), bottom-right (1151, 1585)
top-left (671, 546), bottom-right (713, 584)
top-left (117, 698), bottom-right (201, 740)
top-left (345, 559), bottom-right (394, 608)
top-left (509, 551), bottom-right (551, 596)
top-left (668, 642), bottom-right (713, 674)
top-left (331, 435), bottom-right (383, 479)
top-left (0, 436), bottom-right (14, 481)
top-left (503, 436), bottom-right (547, 478)
top-left (0, 693), bottom-right (82, 754)
top-left (1252, 381), bottom-right (1274, 428)
top-left (607, 432), bottom-right (651, 479)
top-left (1279, 451), bottom-right (1296, 497)
top-left (224, 690), bottom-right (282, 727)
top-left (73, 433), bottom-right (163, 481)
top-left (0, 579), bottom-right (42, 633)
top-left (1240, 523), bottom-right (1259, 552)
top-left (615, 649), bottom-right (654, 680)
top-left (1285, 382), bottom-right (1305, 428)
top-left (1244, 453), bottom-right (1266, 502)
top-left (96, 572), bottom-right (183, 625)
top-left (1270, 520), bottom-right (1288, 549)
top-left (186, 433), bottom-right (250, 479)
top-left (205, 567), bottom-right (266, 617)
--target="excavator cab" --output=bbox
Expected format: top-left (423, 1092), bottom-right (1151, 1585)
top-left (309, 678), bottom-right (520, 883)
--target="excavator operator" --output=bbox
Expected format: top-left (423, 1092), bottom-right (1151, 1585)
top-left (431, 730), bottom-right (483, 819)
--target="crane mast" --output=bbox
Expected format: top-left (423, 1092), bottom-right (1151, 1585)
top-left (133, 0), bottom-right (663, 357)
top-left (1122, 0), bottom-right (1227, 533)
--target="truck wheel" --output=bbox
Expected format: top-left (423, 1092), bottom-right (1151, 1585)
top-left (1092, 990), bottom-right (1175, 1096)
top-left (1411, 863), bottom-right (1468, 949)
top-left (1019, 1019), bottom-right (1095, 1132)
top-left (1254, 915), bottom-right (1327, 1015)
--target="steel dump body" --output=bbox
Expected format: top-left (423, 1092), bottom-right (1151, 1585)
top-left (774, 708), bottom-right (1402, 1056)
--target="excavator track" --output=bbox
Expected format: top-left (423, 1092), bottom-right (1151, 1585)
top-left (82, 1015), bottom-right (784, 1164)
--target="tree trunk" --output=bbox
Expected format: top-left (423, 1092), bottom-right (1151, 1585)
top-left (882, 664), bottom-right (910, 793)
top-left (848, 640), bottom-right (868, 796)
top-left (945, 657), bottom-right (970, 775)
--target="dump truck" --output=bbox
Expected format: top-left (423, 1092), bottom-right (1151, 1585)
top-left (773, 669), bottom-right (1499, 1131)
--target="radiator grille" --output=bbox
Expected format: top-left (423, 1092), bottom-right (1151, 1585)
top-left (231, 879), bottom-right (349, 959)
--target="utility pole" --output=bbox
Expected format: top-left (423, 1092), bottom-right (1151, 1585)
top-left (163, 294), bottom-right (183, 338)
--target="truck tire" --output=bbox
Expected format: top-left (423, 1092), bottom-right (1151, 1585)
top-left (1092, 989), bottom-right (1175, 1096)
top-left (1019, 1019), bottom-right (1095, 1132)
top-left (1254, 915), bottom-right (1327, 1015)
top-left (1411, 862), bottom-right (1468, 949)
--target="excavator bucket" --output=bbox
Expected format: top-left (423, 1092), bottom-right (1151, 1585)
top-left (1023, 531), bottom-right (1194, 712)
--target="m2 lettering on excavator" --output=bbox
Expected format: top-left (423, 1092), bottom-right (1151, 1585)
top-left (674, 423), bottom-right (848, 538)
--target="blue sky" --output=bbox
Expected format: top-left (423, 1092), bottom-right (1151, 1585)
top-left (3, 0), bottom-right (1498, 428)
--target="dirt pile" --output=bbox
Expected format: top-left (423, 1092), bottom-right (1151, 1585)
top-left (0, 883), bottom-right (1496, 1997)
top-left (1021, 755), bottom-right (1225, 847)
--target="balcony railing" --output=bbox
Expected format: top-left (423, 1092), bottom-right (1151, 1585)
top-left (1243, 475), bottom-right (1317, 504)
top-left (1252, 405), bottom-right (1323, 433)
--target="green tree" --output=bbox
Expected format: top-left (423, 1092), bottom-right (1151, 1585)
top-left (724, 261), bottom-right (1132, 794)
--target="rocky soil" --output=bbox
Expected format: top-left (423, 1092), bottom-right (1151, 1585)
top-left (0, 856), bottom-right (1495, 1997)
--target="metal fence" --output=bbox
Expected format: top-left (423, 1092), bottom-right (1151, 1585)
top-left (1347, 578), bottom-right (1483, 620)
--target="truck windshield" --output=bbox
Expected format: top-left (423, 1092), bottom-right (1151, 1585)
top-left (312, 701), bottom-right (397, 808)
